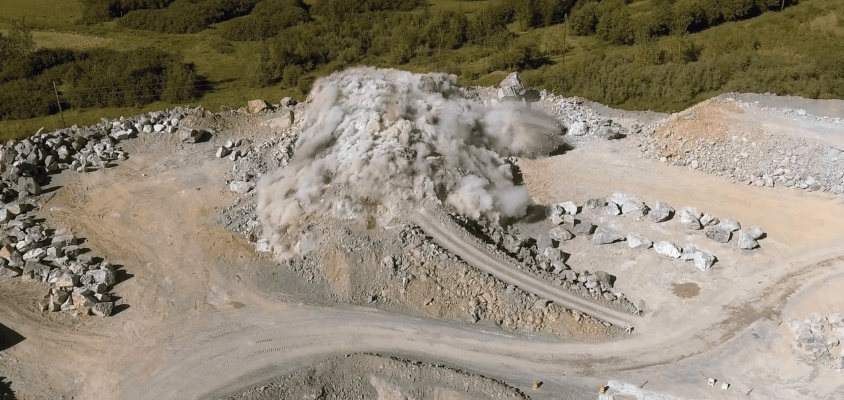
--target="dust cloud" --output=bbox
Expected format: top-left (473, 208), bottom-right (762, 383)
top-left (257, 67), bottom-right (561, 258)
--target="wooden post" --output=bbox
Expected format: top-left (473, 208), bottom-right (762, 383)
top-left (781, 0), bottom-right (785, 11)
top-left (52, 81), bottom-right (66, 128)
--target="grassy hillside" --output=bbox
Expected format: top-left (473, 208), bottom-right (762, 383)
top-left (0, 0), bottom-right (842, 141)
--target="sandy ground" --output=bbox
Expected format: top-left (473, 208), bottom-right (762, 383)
top-left (0, 94), bottom-right (843, 400)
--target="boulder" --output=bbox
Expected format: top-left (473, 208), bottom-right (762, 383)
top-left (247, 99), bottom-right (269, 114)
top-left (610, 193), bottom-right (648, 217)
top-left (680, 208), bottom-right (702, 230)
top-left (558, 201), bottom-right (578, 215)
top-left (17, 176), bottom-right (41, 197)
top-left (654, 241), bottom-right (681, 258)
top-left (22, 247), bottom-right (46, 262)
top-left (605, 201), bottom-right (621, 216)
top-left (568, 121), bottom-right (589, 136)
top-left (627, 233), bottom-right (653, 249)
top-left (693, 251), bottom-right (716, 271)
top-left (548, 226), bottom-right (573, 242)
top-left (700, 214), bottom-right (719, 227)
top-left (23, 261), bottom-right (51, 282)
top-left (91, 301), bottom-right (114, 317)
top-left (267, 110), bottom-right (295, 131)
top-left (111, 130), bottom-right (132, 141)
top-left (649, 201), bottom-right (674, 222)
top-left (90, 268), bottom-right (116, 286)
top-left (592, 227), bottom-right (625, 246)
top-left (499, 72), bottom-right (525, 94)
top-left (55, 272), bottom-right (79, 287)
top-left (718, 218), bottom-right (741, 232)
top-left (737, 229), bottom-right (759, 250)
top-left (585, 197), bottom-right (606, 209)
top-left (571, 221), bottom-right (596, 235)
top-left (178, 127), bottom-right (207, 143)
top-left (705, 228), bottom-right (731, 243)
top-left (72, 290), bottom-right (97, 313)
top-left (0, 265), bottom-right (21, 278)
top-left (681, 244), bottom-right (697, 261)
top-left (745, 226), bottom-right (764, 240)
top-left (51, 235), bottom-right (77, 249)
top-left (536, 234), bottom-right (552, 250)
top-left (215, 146), bottom-right (231, 158)
top-left (229, 181), bottom-right (254, 194)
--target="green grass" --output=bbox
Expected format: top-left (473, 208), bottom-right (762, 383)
top-left (1, 0), bottom-right (843, 139)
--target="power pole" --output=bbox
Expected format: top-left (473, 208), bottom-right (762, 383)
top-left (781, 0), bottom-right (785, 11)
top-left (53, 81), bottom-right (66, 128)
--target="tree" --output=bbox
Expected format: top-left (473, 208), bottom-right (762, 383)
top-left (0, 19), bottom-right (36, 70)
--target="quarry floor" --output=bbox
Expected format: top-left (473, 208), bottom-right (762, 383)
top-left (1, 95), bottom-right (844, 400)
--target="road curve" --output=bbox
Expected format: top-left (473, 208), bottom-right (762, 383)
top-left (412, 208), bottom-right (639, 329)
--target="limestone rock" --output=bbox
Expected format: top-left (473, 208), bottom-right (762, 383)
top-left (216, 146), bottom-right (231, 158)
top-left (592, 227), bottom-right (625, 246)
top-left (548, 226), bottom-right (573, 242)
top-left (718, 218), bottom-right (741, 232)
top-left (91, 301), bottom-right (114, 317)
top-left (681, 244), bottom-right (697, 261)
top-left (705, 228), bottom-right (731, 243)
top-left (585, 197), bottom-right (606, 209)
top-left (680, 208), bottom-right (702, 230)
top-left (268, 110), bottom-right (294, 131)
top-left (178, 127), bottom-right (207, 143)
top-left (558, 201), bottom-right (578, 215)
top-left (571, 221), bottom-right (595, 235)
top-left (499, 72), bottom-right (525, 94)
top-left (649, 201), bottom-right (674, 222)
top-left (72, 291), bottom-right (97, 314)
top-left (568, 121), bottom-right (589, 136)
top-left (700, 214), bottom-right (719, 226)
top-left (0, 265), bottom-right (21, 278)
top-left (610, 193), bottom-right (648, 217)
top-left (654, 241), bottom-right (682, 258)
top-left (229, 180), bottom-right (255, 194)
top-left (693, 251), bottom-right (716, 271)
top-left (605, 201), bottom-right (621, 216)
top-left (737, 229), bottom-right (759, 250)
top-left (745, 226), bottom-right (764, 240)
top-left (247, 99), bottom-right (269, 114)
top-left (627, 233), bottom-right (652, 249)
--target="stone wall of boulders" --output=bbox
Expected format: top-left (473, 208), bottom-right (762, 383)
top-left (645, 97), bottom-right (844, 195)
top-left (788, 312), bottom-right (844, 371)
top-left (448, 213), bottom-right (640, 316)
top-left (0, 105), bottom-right (217, 317)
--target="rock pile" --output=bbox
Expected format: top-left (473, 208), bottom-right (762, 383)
top-left (788, 312), bottom-right (844, 371)
top-left (536, 94), bottom-right (633, 141)
top-left (448, 214), bottom-right (638, 314)
top-left (646, 97), bottom-right (844, 195)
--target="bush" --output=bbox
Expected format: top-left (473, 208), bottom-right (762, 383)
top-left (79, 0), bottom-right (177, 24)
top-left (118, 0), bottom-right (262, 34)
top-left (218, 0), bottom-right (310, 41)
top-left (311, 0), bottom-right (426, 19)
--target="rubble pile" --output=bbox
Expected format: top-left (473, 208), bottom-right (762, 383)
top-left (396, 225), bottom-right (619, 331)
top-left (448, 214), bottom-right (639, 315)
top-left (788, 313), bottom-right (844, 371)
top-left (646, 96), bottom-right (844, 194)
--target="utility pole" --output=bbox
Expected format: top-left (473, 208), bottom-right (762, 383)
top-left (53, 81), bottom-right (66, 128)
top-left (781, 0), bottom-right (785, 11)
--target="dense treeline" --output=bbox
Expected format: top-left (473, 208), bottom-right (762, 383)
top-left (0, 23), bottom-right (199, 121)
top-left (117, 0), bottom-right (263, 33)
top-left (218, 0), bottom-right (310, 41)
top-left (79, 0), bottom-right (177, 24)
top-left (311, 0), bottom-right (427, 18)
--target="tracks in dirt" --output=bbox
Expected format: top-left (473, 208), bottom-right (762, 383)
top-left (412, 208), bottom-right (640, 330)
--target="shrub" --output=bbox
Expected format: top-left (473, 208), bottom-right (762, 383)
top-left (118, 0), bottom-right (262, 34)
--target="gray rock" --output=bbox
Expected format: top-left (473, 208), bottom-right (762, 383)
top-left (627, 233), bottom-right (652, 249)
top-left (737, 229), bottom-right (759, 250)
top-left (705, 228), bottom-right (731, 243)
top-left (585, 197), bottom-right (606, 209)
top-left (718, 218), bottom-right (741, 232)
top-left (568, 121), bottom-right (589, 136)
top-left (681, 244), bottom-right (697, 261)
top-left (592, 227), bottom-right (625, 246)
top-left (0, 265), bottom-right (22, 278)
top-left (745, 226), bottom-right (764, 239)
top-left (693, 251), bottom-right (716, 271)
top-left (654, 241), bottom-right (682, 258)
top-left (558, 201), bottom-right (578, 215)
top-left (649, 201), bottom-right (674, 222)
top-left (700, 214), bottom-right (719, 226)
top-left (229, 180), bottom-right (254, 194)
top-left (55, 272), bottom-right (78, 287)
top-left (499, 72), bottom-right (525, 94)
top-left (680, 208), bottom-right (702, 230)
top-left (571, 221), bottom-right (595, 235)
top-left (91, 301), bottom-right (114, 317)
top-left (548, 226), bottom-right (573, 242)
top-left (610, 193), bottom-right (648, 217)
top-left (90, 269), bottom-right (116, 286)
top-left (536, 234), bottom-right (552, 250)
top-left (111, 130), bottom-right (132, 140)
top-left (178, 127), bottom-right (207, 143)
top-left (17, 176), bottom-right (41, 197)
top-left (216, 146), bottom-right (231, 158)
top-left (605, 201), bottom-right (621, 216)
top-left (22, 247), bottom-right (46, 262)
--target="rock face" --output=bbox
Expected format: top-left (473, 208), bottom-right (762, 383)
top-left (694, 251), bottom-right (716, 271)
top-left (592, 226), bottom-right (625, 245)
top-left (654, 241), bottom-right (682, 258)
top-left (650, 201), bottom-right (674, 222)
top-left (705, 228), bottom-right (732, 243)
top-left (737, 229), bottom-right (759, 250)
top-left (610, 193), bottom-right (648, 217)
top-left (627, 233), bottom-right (652, 249)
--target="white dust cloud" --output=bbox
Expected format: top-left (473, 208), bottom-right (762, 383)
top-left (257, 67), bottom-right (561, 258)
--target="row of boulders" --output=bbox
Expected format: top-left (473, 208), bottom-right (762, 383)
top-left (448, 213), bottom-right (639, 315)
top-left (788, 312), bottom-right (844, 371)
top-left (0, 202), bottom-right (118, 317)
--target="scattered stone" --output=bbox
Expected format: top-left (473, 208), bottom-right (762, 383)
top-left (680, 208), bottom-right (703, 230)
top-left (627, 233), bottom-right (652, 249)
top-left (216, 146), bottom-right (231, 158)
top-left (558, 201), bottom-right (578, 215)
top-left (605, 201), bottom-right (621, 216)
top-left (178, 127), bottom-right (207, 143)
top-left (91, 301), bottom-right (114, 317)
top-left (229, 180), bottom-right (255, 194)
top-left (681, 244), bottom-right (697, 261)
top-left (248, 99), bottom-right (269, 114)
top-left (718, 218), bottom-right (741, 232)
top-left (693, 251), bottom-right (716, 271)
top-left (654, 241), bottom-right (682, 258)
top-left (548, 226), bottom-right (573, 242)
top-left (649, 201), bottom-right (674, 222)
top-left (700, 214), bottom-right (719, 227)
top-left (705, 228), bottom-right (731, 243)
top-left (610, 193), bottom-right (648, 217)
top-left (592, 227), bottom-right (625, 246)
top-left (737, 229), bottom-right (759, 250)
top-left (745, 226), bottom-right (764, 240)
